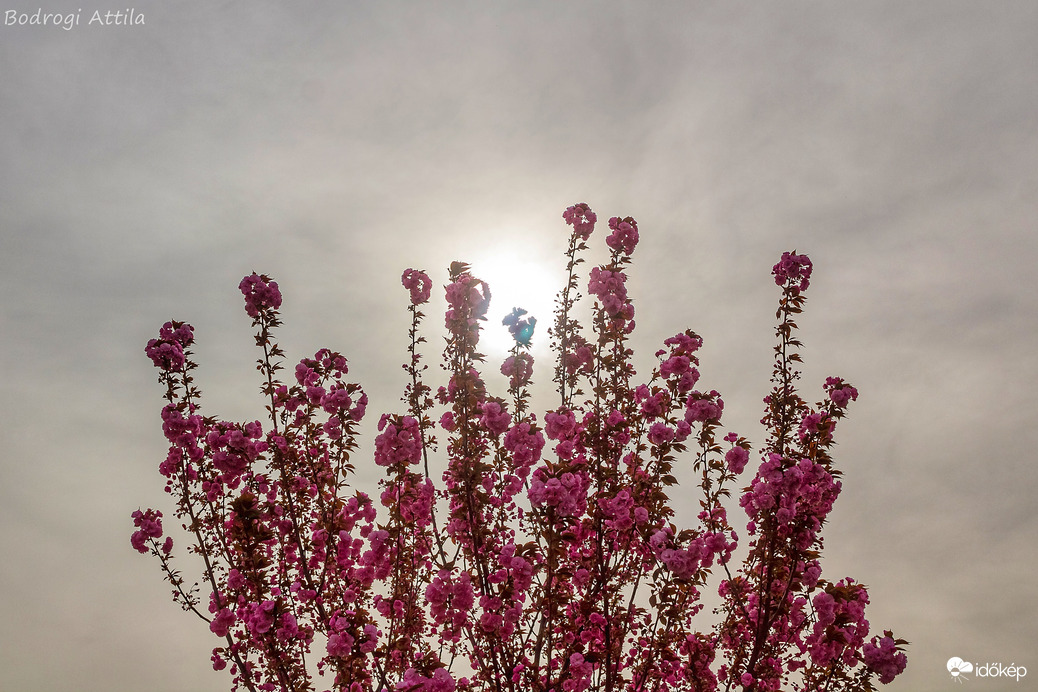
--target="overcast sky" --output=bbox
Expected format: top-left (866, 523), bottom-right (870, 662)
top-left (2, 2), bottom-right (1037, 691)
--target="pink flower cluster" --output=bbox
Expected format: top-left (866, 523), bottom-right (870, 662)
top-left (478, 400), bottom-right (511, 435)
top-left (544, 407), bottom-right (582, 459)
top-left (544, 408), bottom-right (578, 440)
top-left (401, 268), bottom-right (432, 305)
top-left (381, 475), bottom-right (435, 528)
top-left (797, 411), bottom-right (834, 442)
top-left (805, 581), bottom-right (870, 668)
top-left (425, 570), bottom-right (474, 641)
top-left (161, 403), bottom-right (204, 448)
top-left (528, 468), bottom-right (588, 516)
top-left (605, 216), bottom-right (639, 256)
top-left (725, 444), bottom-right (750, 475)
top-left (503, 421), bottom-right (544, 476)
top-left (445, 273), bottom-right (490, 325)
top-left (740, 453), bottom-right (841, 549)
top-left (588, 266), bottom-right (634, 329)
top-left (597, 488), bottom-right (648, 533)
top-left (130, 508), bottom-right (169, 554)
top-left (145, 321), bottom-right (194, 371)
top-left (207, 420), bottom-right (268, 480)
top-left (685, 389), bottom-right (724, 424)
top-left (562, 202), bottom-right (596, 240)
top-left (864, 632), bottom-right (909, 684)
top-left (210, 607), bottom-right (235, 637)
top-left (660, 536), bottom-right (708, 580)
top-left (275, 351), bottom-right (369, 448)
top-left (647, 420), bottom-right (690, 446)
top-left (562, 336), bottom-right (594, 378)
top-left (394, 667), bottom-right (457, 692)
top-left (375, 414), bottom-right (423, 467)
top-left (239, 272), bottom-right (282, 318)
top-left (326, 610), bottom-right (378, 658)
top-left (825, 376), bottom-right (859, 408)
top-left (657, 330), bottom-right (703, 395)
top-left (500, 352), bottom-right (533, 389)
top-left (772, 251), bottom-right (813, 293)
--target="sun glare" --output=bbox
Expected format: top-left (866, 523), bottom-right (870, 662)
top-left (464, 249), bottom-right (563, 363)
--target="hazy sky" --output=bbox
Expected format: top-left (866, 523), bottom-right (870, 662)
top-left (2, 3), bottom-right (1037, 691)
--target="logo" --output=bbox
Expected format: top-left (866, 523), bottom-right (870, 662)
top-left (947, 656), bottom-right (1027, 683)
top-left (947, 658), bottom-right (974, 682)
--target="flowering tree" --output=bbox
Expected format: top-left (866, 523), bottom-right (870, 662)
top-left (134, 204), bottom-right (907, 692)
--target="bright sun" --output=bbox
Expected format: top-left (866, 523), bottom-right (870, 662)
top-left (463, 248), bottom-right (564, 363)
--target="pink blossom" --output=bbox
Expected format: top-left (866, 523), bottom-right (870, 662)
top-left (588, 266), bottom-right (634, 326)
top-left (806, 581), bottom-right (870, 668)
top-left (327, 631), bottom-right (355, 657)
top-left (528, 469), bottom-right (587, 516)
top-left (349, 392), bottom-right (368, 421)
top-left (725, 445), bottom-right (749, 474)
top-left (740, 454), bottom-right (842, 550)
top-left (664, 331), bottom-right (702, 354)
top-left (227, 569), bottom-right (246, 590)
top-left (503, 422), bottom-right (545, 472)
top-left (130, 508), bottom-right (163, 554)
top-left (606, 215), bottom-right (639, 255)
top-left (210, 608), bottom-right (235, 637)
top-left (295, 361), bottom-right (319, 386)
top-left (564, 652), bottom-right (593, 692)
top-left (145, 339), bottom-right (185, 371)
top-left (444, 273), bottom-right (491, 330)
top-left (145, 322), bottom-right (195, 371)
top-left (685, 390), bottom-right (724, 424)
top-left (544, 409), bottom-right (578, 440)
top-left (826, 377), bottom-right (859, 408)
top-left (161, 321), bottom-right (194, 345)
top-left (395, 667), bottom-right (457, 692)
top-left (428, 668), bottom-right (457, 692)
top-left (658, 339), bottom-right (703, 392)
top-left (864, 633), bottom-right (908, 684)
top-left (599, 489), bottom-right (638, 533)
top-left (374, 414), bottom-right (422, 467)
top-left (323, 415), bottom-right (343, 439)
top-left (501, 352), bottom-right (534, 388)
top-left (320, 386), bottom-right (352, 413)
top-left (798, 411), bottom-right (834, 442)
top-left (208, 421), bottom-right (267, 479)
top-left (160, 404), bottom-right (203, 447)
top-left (660, 354), bottom-right (690, 379)
top-left (479, 400), bottom-right (511, 436)
top-left (563, 202), bottom-right (597, 240)
top-left (772, 251), bottom-right (812, 292)
top-left (401, 268), bottom-right (432, 305)
top-left (242, 600), bottom-right (277, 635)
top-left (238, 273), bottom-right (282, 318)
top-left (662, 538), bottom-right (707, 579)
top-left (637, 386), bottom-right (668, 419)
top-left (648, 422), bottom-right (676, 446)
top-left (275, 612), bottom-right (300, 642)
top-left (306, 385), bottom-right (325, 405)
top-left (135, 221), bottom-right (905, 692)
